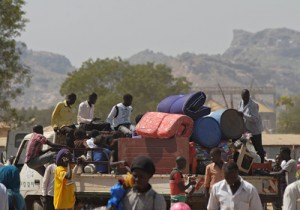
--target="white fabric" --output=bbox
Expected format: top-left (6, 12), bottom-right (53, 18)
top-left (207, 177), bottom-right (263, 210)
top-left (238, 99), bottom-right (263, 135)
top-left (86, 138), bottom-right (97, 160)
top-left (283, 180), bottom-right (300, 210)
top-left (281, 160), bottom-right (287, 168)
top-left (42, 163), bottom-right (57, 196)
top-left (0, 183), bottom-right (9, 210)
top-left (77, 100), bottom-right (94, 124)
top-left (106, 103), bottom-right (132, 128)
top-left (282, 159), bottom-right (297, 185)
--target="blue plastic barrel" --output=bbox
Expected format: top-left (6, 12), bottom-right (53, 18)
top-left (209, 109), bottom-right (244, 139)
top-left (192, 116), bottom-right (221, 148)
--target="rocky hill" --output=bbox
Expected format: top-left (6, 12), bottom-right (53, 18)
top-left (14, 28), bottom-right (300, 108)
top-left (15, 42), bottom-right (74, 108)
top-left (128, 28), bottom-right (300, 95)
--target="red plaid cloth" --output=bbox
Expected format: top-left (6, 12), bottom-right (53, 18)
top-left (25, 133), bottom-right (48, 163)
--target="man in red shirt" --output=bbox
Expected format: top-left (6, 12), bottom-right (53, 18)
top-left (25, 125), bottom-right (63, 176)
top-left (169, 156), bottom-right (196, 205)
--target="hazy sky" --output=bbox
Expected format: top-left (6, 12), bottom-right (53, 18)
top-left (19, 0), bottom-right (300, 67)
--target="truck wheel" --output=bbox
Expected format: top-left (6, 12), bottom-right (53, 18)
top-left (33, 200), bottom-right (43, 210)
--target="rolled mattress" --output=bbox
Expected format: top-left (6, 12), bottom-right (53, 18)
top-left (136, 112), bottom-right (194, 139)
top-left (157, 91), bottom-right (207, 120)
top-left (135, 112), bottom-right (168, 138)
top-left (157, 114), bottom-right (194, 139)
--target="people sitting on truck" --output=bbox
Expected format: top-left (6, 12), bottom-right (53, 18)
top-left (51, 93), bottom-right (77, 148)
top-left (270, 147), bottom-right (297, 186)
top-left (169, 156), bottom-right (196, 205)
top-left (77, 93), bottom-right (111, 132)
top-left (207, 162), bottom-right (263, 210)
top-left (86, 130), bottom-right (100, 160)
top-left (54, 148), bottom-right (75, 210)
top-left (106, 94), bottom-right (134, 136)
top-left (25, 125), bottom-right (64, 176)
top-left (117, 156), bottom-right (166, 210)
top-left (41, 158), bottom-right (56, 210)
top-left (73, 129), bottom-right (88, 158)
top-left (204, 148), bottom-right (225, 202)
top-left (0, 165), bottom-right (26, 210)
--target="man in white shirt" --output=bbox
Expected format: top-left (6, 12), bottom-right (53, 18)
top-left (207, 162), bottom-right (263, 210)
top-left (41, 162), bottom-right (57, 210)
top-left (270, 147), bottom-right (297, 185)
top-left (283, 180), bottom-right (300, 210)
top-left (78, 93), bottom-right (111, 132)
top-left (106, 94), bottom-right (134, 135)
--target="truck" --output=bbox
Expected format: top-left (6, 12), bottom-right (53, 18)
top-left (2, 130), bottom-right (281, 210)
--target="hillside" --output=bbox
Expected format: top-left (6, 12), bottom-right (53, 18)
top-left (128, 28), bottom-right (300, 95)
top-left (14, 28), bottom-right (300, 108)
top-left (15, 43), bottom-right (75, 108)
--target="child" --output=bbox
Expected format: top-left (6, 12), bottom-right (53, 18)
top-left (86, 130), bottom-right (100, 160)
top-left (53, 148), bottom-right (76, 210)
top-left (73, 129), bottom-right (88, 158)
top-left (93, 135), bottom-right (112, 174)
top-left (169, 156), bottom-right (196, 205)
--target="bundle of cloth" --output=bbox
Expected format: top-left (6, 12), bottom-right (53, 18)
top-left (136, 112), bottom-right (194, 139)
top-left (157, 91), bottom-right (210, 120)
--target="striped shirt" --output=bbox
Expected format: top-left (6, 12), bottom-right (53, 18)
top-left (25, 133), bottom-right (48, 163)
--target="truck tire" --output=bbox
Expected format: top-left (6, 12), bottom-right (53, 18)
top-left (33, 200), bottom-right (43, 210)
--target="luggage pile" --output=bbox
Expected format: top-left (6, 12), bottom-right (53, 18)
top-left (135, 91), bottom-right (245, 174)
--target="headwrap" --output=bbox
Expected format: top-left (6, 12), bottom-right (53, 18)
top-left (56, 148), bottom-right (69, 166)
top-left (0, 165), bottom-right (26, 210)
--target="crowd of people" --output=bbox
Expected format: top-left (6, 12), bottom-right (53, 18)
top-left (1, 89), bottom-right (300, 210)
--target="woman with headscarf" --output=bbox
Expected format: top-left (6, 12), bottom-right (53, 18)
top-left (0, 165), bottom-right (26, 210)
top-left (53, 148), bottom-right (76, 210)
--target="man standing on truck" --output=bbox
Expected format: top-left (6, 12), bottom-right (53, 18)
top-left (238, 89), bottom-right (264, 163)
top-left (77, 93), bottom-right (111, 132)
top-left (25, 125), bottom-right (64, 176)
top-left (106, 94), bottom-right (134, 136)
top-left (170, 156), bottom-right (196, 205)
top-left (204, 148), bottom-right (225, 202)
top-left (207, 162), bottom-right (263, 210)
top-left (51, 93), bottom-right (77, 147)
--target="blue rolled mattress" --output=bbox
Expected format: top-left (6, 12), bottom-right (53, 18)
top-left (157, 91), bottom-right (207, 120)
top-left (191, 116), bottom-right (221, 148)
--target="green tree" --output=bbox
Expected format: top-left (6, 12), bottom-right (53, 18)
top-left (277, 94), bottom-right (300, 133)
top-left (0, 0), bottom-right (30, 124)
top-left (60, 58), bottom-right (191, 120)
